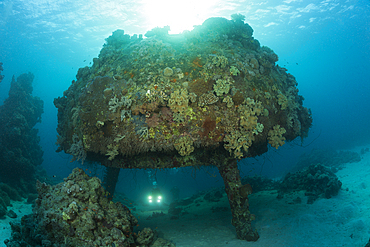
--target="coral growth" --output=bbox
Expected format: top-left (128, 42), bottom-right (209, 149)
top-left (224, 129), bottom-right (254, 159)
top-left (230, 66), bottom-right (240, 76)
top-left (191, 56), bottom-right (203, 68)
top-left (4, 168), bottom-right (174, 246)
top-left (159, 106), bottom-right (172, 121)
top-left (132, 102), bottom-right (159, 115)
top-left (268, 125), bottom-right (286, 149)
top-left (223, 96), bottom-right (234, 108)
top-left (174, 135), bottom-right (194, 156)
top-left (163, 67), bottom-right (174, 76)
top-left (106, 144), bottom-right (119, 160)
top-left (146, 113), bottom-right (160, 128)
top-left (212, 55), bottom-right (228, 68)
top-left (188, 78), bottom-right (213, 96)
top-left (0, 72), bottom-right (44, 193)
top-left (277, 93), bottom-right (288, 110)
top-left (198, 92), bottom-right (219, 107)
top-left (238, 98), bottom-right (263, 131)
top-left (168, 89), bottom-right (189, 114)
top-left (201, 117), bottom-right (216, 137)
top-left (214, 78), bottom-right (232, 96)
top-left (278, 164), bottom-right (342, 203)
top-left (54, 15), bottom-right (312, 167)
top-left (109, 95), bottom-right (132, 113)
top-left (69, 134), bottom-right (87, 163)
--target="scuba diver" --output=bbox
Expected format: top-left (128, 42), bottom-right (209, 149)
top-left (146, 169), bottom-right (163, 205)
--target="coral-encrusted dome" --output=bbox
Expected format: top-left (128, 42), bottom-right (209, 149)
top-left (54, 16), bottom-right (312, 169)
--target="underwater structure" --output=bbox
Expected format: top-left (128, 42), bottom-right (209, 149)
top-left (54, 15), bottom-right (312, 241)
top-left (0, 71), bottom-right (44, 195)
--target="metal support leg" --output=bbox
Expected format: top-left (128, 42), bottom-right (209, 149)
top-left (217, 159), bottom-right (259, 241)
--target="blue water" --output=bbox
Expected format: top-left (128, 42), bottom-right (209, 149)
top-left (0, 0), bottom-right (369, 201)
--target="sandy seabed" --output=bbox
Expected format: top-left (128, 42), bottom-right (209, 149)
top-left (138, 145), bottom-right (370, 247)
top-left (1, 145), bottom-right (370, 247)
top-left (0, 200), bottom-right (32, 245)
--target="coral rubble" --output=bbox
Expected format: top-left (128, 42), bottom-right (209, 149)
top-left (54, 15), bottom-right (313, 241)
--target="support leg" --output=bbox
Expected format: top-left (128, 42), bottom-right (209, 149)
top-left (217, 159), bottom-right (259, 241)
top-left (103, 166), bottom-right (120, 200)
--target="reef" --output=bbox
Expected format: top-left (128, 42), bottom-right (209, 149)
top-left (0, 62), bottom-right (4, 83)
top-left (366, 238), bottom-right (370, 247)
top-left (54, 15), bottom-right (312, 241)
top-left (241, 175), bottom-right (280, 193)
top-left (4, 168), bottom-right (174, 247)
top-left (292, 148), bottom-right (362, 173)
top-left (277, 164), bottom-right (342, 204)
top-left (0, 183), bottom-right (22, 218)
top-left (0, 72), bottom-right (44, 195)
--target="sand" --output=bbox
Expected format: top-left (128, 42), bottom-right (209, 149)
top-left (1, 146), bottom-right (369, 247)
top-left (0, 200), bottom-right (33, 245)
top-left (136, 146), bottom-right (370, 247)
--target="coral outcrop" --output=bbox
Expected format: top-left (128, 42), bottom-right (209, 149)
top-left (54, 15), bottom-right (312, 241)
top-left (5, 168), bottom-right (173, 246)
top-left (0, 72), bottom-right (44, 195)
top-left (0, 183), bottom-right (22, 218)
top-left (292, 148), bottom-right (361, 173)
top-left (277, 164), bottom-right (342, 204)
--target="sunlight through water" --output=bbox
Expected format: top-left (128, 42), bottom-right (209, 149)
top-left (141, 0), bottom-right (222, 33)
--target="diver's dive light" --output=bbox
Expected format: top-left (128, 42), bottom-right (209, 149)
top-left (148, 188), bottom-right (162, 204)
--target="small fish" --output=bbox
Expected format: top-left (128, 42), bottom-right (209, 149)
top-left (83, 60), bottom-right (86, 62)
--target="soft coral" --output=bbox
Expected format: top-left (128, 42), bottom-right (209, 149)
top-left (145, 113), bottom-right (160, 128)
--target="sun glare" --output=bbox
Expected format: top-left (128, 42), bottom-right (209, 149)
top-left (141, 0), bottom-right (219, 34)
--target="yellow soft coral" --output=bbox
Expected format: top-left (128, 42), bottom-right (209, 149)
top-left (277, 93), bottom-right (288, 110)
top-left (214, 78), bottom-right (232, 96)
top-left (238, 98), bottom-right (263, 131)
top-left (168, 88), bottom-right (188, 114)
top-left (224, 129), bottom-right (254, 159)
top-left (268, 125), bottom-right (286, 149)
top-left (106, 144), bottom-right (119, 160)
top-left (174, 135), bottom-right (194, 156)
top-left (223, 96), bottom-right (234, 108)
top-left (212, 55), bottom-right (228, 68)
top-left (223, 98), bottom-right (265, 159)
